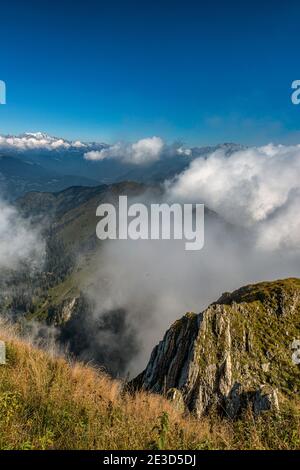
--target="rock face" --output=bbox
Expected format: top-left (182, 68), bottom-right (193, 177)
top-left (47, 297), bottom-right (82, 326)
top-left (131, 278), bottom-right (300, 418)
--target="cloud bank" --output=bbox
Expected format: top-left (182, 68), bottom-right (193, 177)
top-left (84, 212), bottom-right (300, 377)
top-left (84, 136), bottom-right (164, 165)
top-left (84, 137), bottom-right (192, 165)
top-left (166, 143), bottom-right (300, 251)
top-left (0, 199), bottom-right (45, 270)
top-left (80, 143), bottom-right (300, 377)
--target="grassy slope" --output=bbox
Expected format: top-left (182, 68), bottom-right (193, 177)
top-left (18, 182), bottom-right (148, 320)
top-left (0, 320), bottom-right (300, 450)
top-left (16, 182), bottom-right (226, 323)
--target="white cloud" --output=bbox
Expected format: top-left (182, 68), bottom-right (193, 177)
top-left (176, 146), bottom-right (192, 156)
top-left (166, 143), bottom-right (300, 251)
top-left (84, 144), bottom-right (123, 162)
top-left (84, 136), bottom-right (164, 165)
top-left (0, 199), bottom-right (45, 270)
top-left (72, 140), bottom-right (86, 148)
top-left (131, 137), bottom-right (164, 164)
top-left (0, 132), bottom-right (86, 151)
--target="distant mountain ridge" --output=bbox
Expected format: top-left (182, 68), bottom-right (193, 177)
top-left (0, 154), bottom-right (100, 199)
top-left (0, 132), bottom-right (244, 198)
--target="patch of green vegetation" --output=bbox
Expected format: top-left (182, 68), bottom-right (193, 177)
top-left (216, 278), bottom-right (300, 307)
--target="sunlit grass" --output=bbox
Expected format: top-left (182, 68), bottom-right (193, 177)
top-left (0, 319), bottom-right (299, 450)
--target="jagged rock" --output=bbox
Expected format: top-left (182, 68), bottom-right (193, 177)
top-left (253, 386), bottom-right (279, 416)
top-left (225, 382), bottom-right (242, 419)
top-left (56, 297), bottom-right (79, 324)
top-left (131, 278), bottom-right (300, 418)
top-left (46, 296), bottom-right (82, 326)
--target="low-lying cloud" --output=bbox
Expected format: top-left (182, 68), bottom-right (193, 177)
top-left (0, 199), bottom-right (45, 270)
top-left (80, 143), bottom-right (300, 377)
top-left (84, 137), bottom-right (192, 165)
top-left (84, 136), bottom-right (164, 165)
top-left (84, 213), bottom-right (300, 377)
top-left (166, 143), bottom-right (300, 251)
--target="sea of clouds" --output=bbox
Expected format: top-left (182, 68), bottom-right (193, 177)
top-left (82, 142), bottom-right (300, 376)
top-left (166, 143), bottom-right (300, 251)
top-left (2, 138), bottom-right (300, 377)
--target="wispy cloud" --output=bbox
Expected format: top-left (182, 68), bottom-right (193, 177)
top-left (0, 199), bottom-right (45, 270)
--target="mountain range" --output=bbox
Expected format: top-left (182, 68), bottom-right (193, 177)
top-left (0, 132), bottom-right (243, 199)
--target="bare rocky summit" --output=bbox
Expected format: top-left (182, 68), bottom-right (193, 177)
top-left (131, 278), bottom-right (300, 418)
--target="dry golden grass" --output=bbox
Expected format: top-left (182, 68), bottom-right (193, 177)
top-left (0, 319), bottom-right (299, 450)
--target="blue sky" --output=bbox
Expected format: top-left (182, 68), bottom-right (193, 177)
top-left (0, 0), bottom-right (300, 145)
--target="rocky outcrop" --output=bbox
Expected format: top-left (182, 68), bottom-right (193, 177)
top-left (131, 278), bottom-right (300, 418)
top-left (46, 296), bottom-right (83, 326)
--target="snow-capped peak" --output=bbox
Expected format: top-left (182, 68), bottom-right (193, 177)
top-left (0, 132), bottom-right (87, 151)
top-left (23, 132), bottom-right (53, 140)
